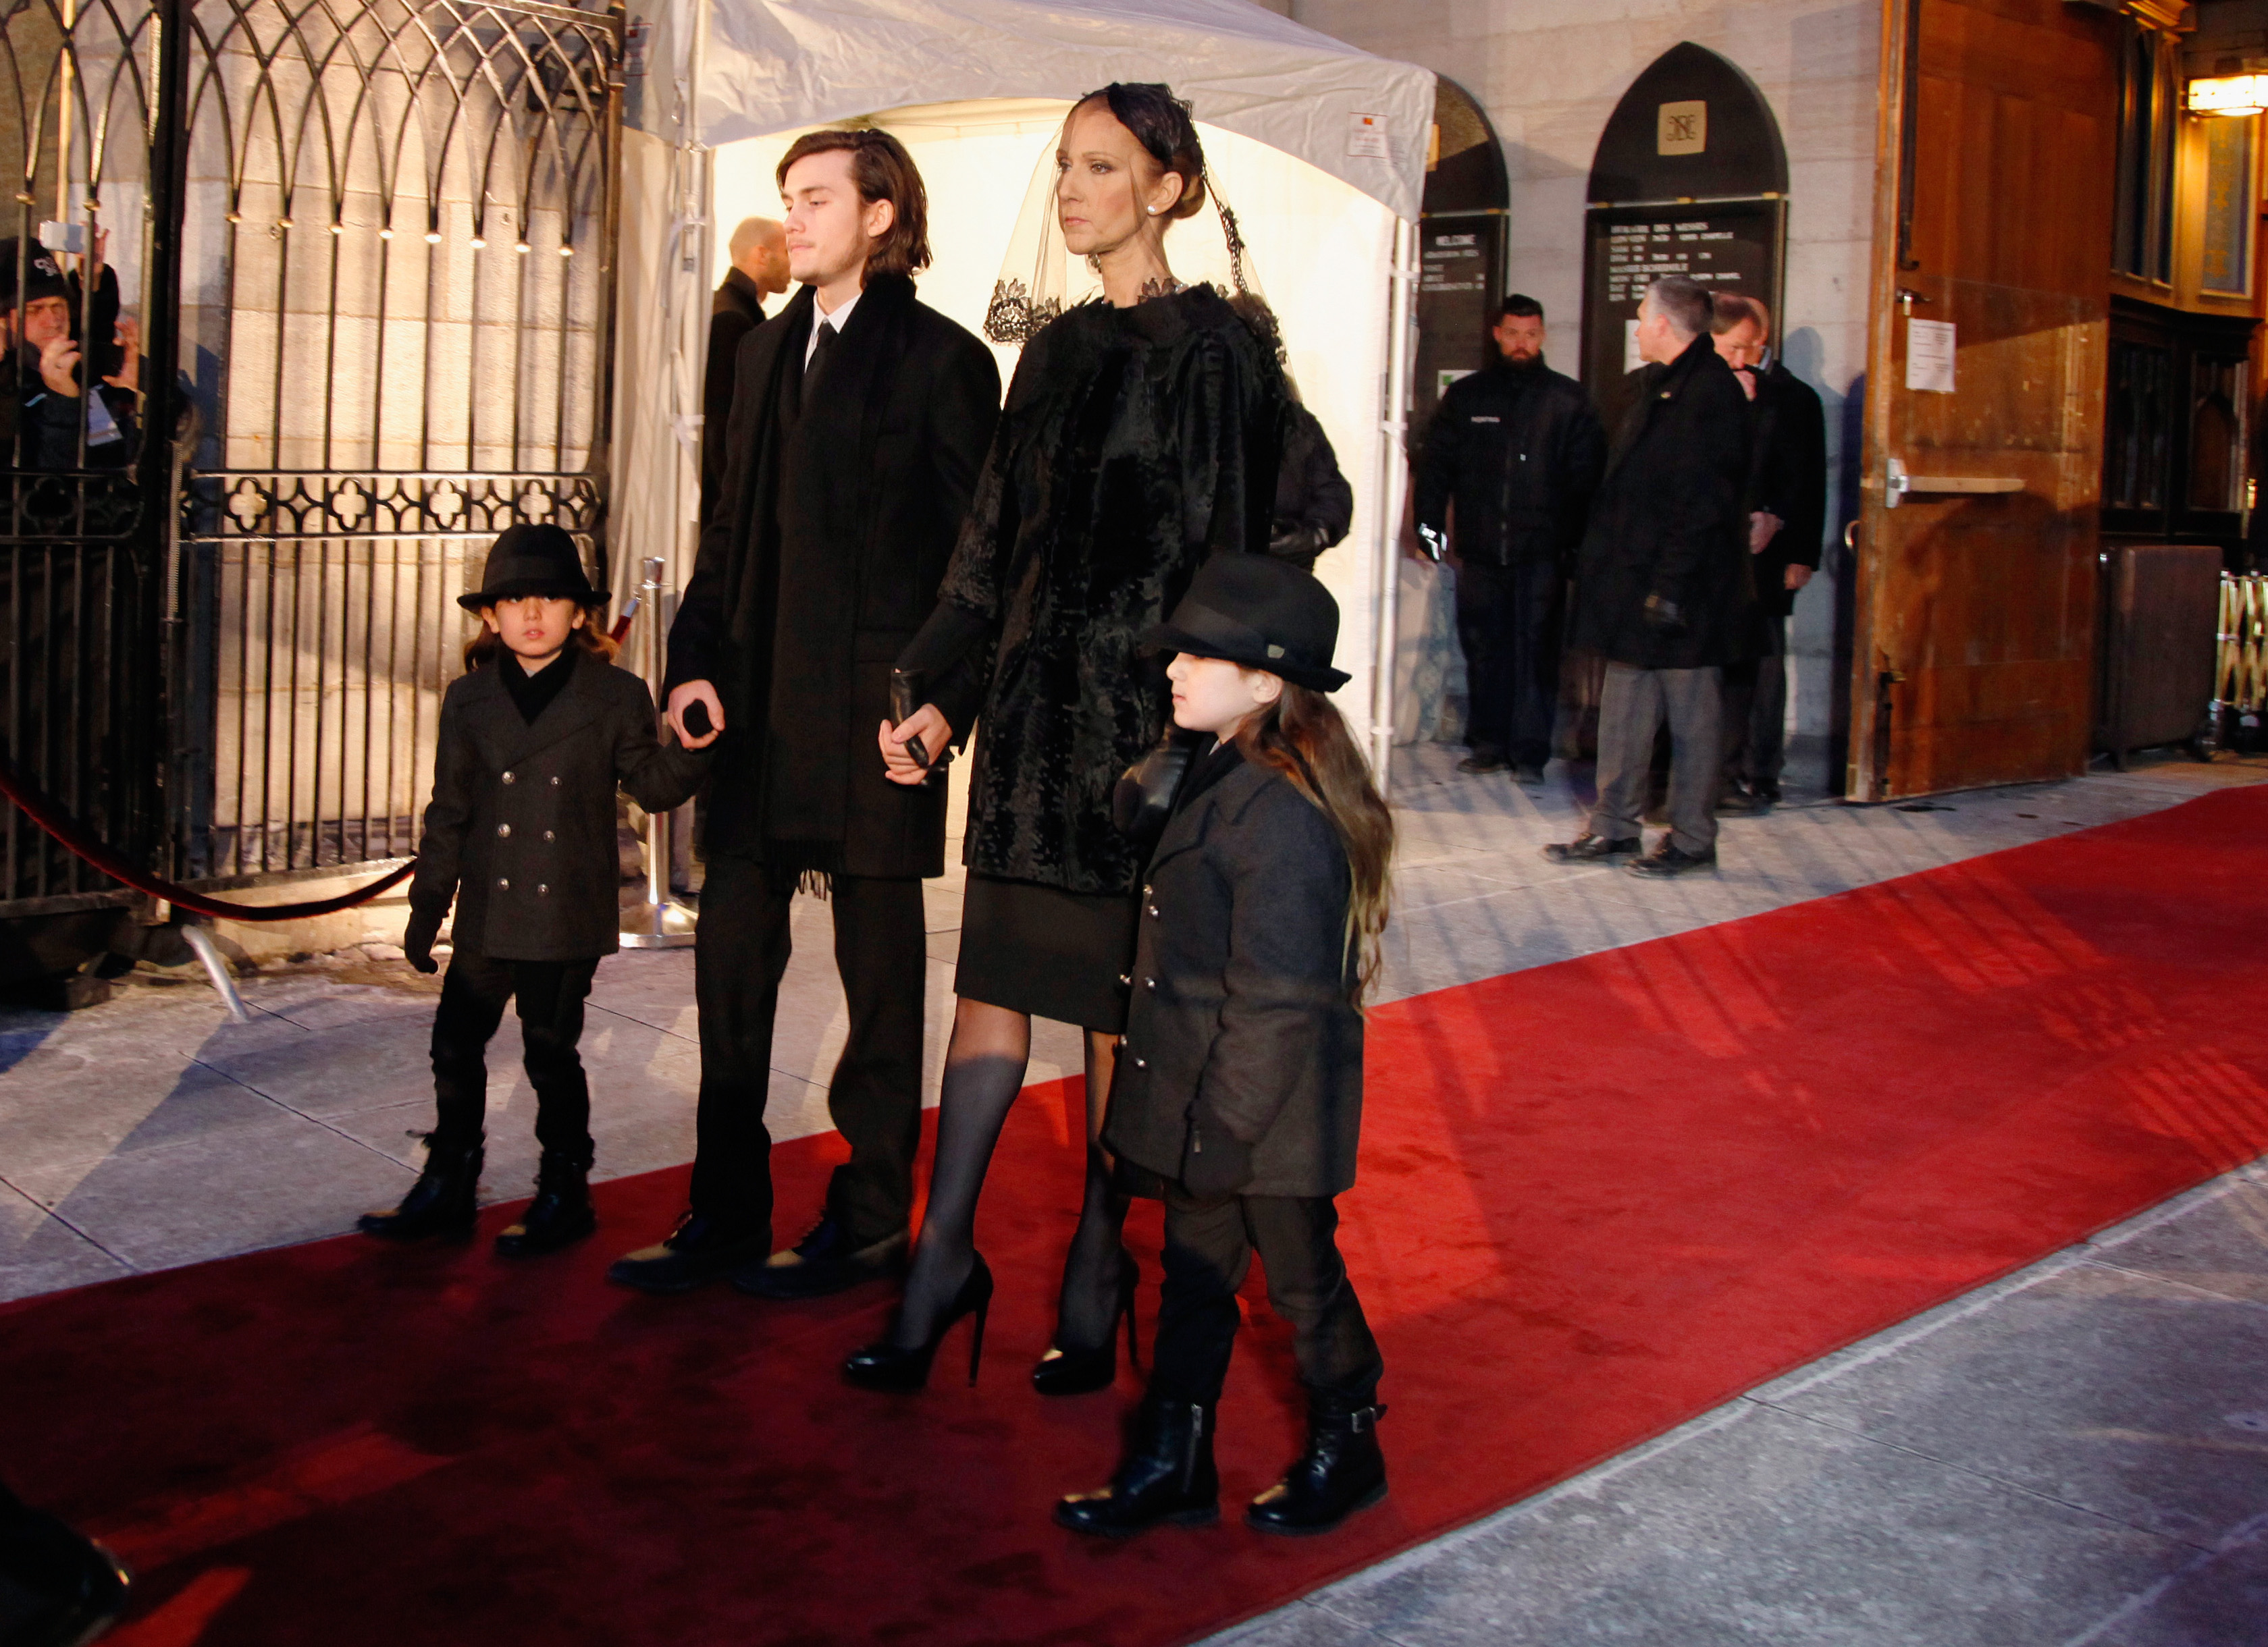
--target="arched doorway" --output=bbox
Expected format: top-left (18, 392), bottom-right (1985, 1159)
top-left (1577, 43), bottom-right (1787, 427)
top-left (1413, 78), bottom-right (1510, 437)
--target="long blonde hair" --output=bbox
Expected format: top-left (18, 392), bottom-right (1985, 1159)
top-left (1232, 683), bottom-right (1394, 1005)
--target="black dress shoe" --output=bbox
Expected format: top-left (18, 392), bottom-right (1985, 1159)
top-left (1247, 1402), bottom-right (1388, 1536)
top-left (1032, 1249), bottom-right (1140, 1397)
top-left (1456, 752), bottom-right (1509, 774)
top-left (734, 1215), bottom-right (907, 1300)
top-left (494, 1150), bottom-right (596, 1258)
top-left (1541, 833), bottom-right (1640, 864)
top-left (1715, 785), bottom-right (1771, 817)
top-left (1756, 782), bottom-right (1783, 804)
top-left (1055, 1397), bottom-right (1220, 1538)
top-left (606, 1211), bottom-right (770, 1295)
top-left (1513, 762), bottom-right (1548, 789)
top-left (842, 1252), bottom-right (993, 1391)
top-left (1626, 841), bottom-right (1718, 877)
top-left (0, 1488), bottom-right (131, 1647)
top-left (358, 1137), bottom-right (482, 1242)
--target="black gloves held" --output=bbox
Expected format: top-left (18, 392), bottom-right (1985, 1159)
top-left (403, 909), bottom-right (442, 975)
top-left (1180, 1102), bottom-right (1256, 1199)
top-left (1641, 593), bottom-right (1687, 634)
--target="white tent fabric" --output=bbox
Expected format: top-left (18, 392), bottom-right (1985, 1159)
top-left (610, 0), bottom-right (1429, 765)
top-left (633, 0), bottom-right (1433, 220)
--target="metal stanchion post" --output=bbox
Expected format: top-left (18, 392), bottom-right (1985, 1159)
top-left (621, 554), bottom-right (697, 949)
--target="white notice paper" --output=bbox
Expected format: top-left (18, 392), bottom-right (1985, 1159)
top-left (1623, 319), bottom-right (1643, 375)
top-left (1906, 319), bottom-right (1956, 394)
top-left (1347, 111), bottom-right (1389, 159)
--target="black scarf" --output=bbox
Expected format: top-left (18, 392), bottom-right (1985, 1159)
top-left (723, 275), bottom-right (913, 875)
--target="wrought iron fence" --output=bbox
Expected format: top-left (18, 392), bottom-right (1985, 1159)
top-left (0, 0), bottom-right (619, 913)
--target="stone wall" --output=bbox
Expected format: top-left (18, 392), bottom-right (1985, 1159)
top-left (1292, 0), bottom-right (1882, 792)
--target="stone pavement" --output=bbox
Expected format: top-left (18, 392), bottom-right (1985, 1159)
top-left (3, 747), bottom-right (2264, 1642)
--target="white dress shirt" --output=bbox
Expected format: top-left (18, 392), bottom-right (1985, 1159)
top-left (806, 289), bottom-right (861, 369)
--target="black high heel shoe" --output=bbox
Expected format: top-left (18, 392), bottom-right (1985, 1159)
top-left (1032, 1249), bottom-right (1140, 1397)
top-left (843, 1252), bottom-right (993, 1393)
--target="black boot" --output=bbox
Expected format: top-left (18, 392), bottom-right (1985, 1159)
top-left (1055, 1397), bottom-right (1219, 1538)
top-left (0, 1486), bottom-right (131, 1647)
top-left (1246, 1400), bottom-right (1388, 1536)
top-left (493, 1149), bottom-right (596, 1258)
top-left (357, 1136), bottom-right (482, 1241)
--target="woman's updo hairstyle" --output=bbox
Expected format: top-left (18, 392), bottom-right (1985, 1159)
top-left (1079, 82), bottom-right (1208, 223)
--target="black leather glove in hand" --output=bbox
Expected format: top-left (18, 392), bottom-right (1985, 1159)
top-left (1641, 593), bottom-right (1687, 634)
top-left (1180, 1102), bottom-right (1256, 1199)
top-left (403, 909), bottom-right (442, 975)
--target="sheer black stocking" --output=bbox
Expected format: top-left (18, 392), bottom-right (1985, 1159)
top-left (1052, 1031), bottom-right (1132, 1353)
top-left (891, 1000), bottom-right (1030, 1349)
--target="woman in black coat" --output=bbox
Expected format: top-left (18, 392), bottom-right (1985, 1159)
top-left (847, 84), bottom-right (1301, 1393)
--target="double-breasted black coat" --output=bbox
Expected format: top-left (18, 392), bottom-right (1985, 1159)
top-left (408, 649), bottom-right (709, 961)
top-left (1568, 332), bottom-right (1754, 671)
top-left (1102, 749), bottom-right (1365, 1199)
top-left (667, 273), bottom-right (1000, 879)
top-left (912, 286), bottom-right (1297, 898)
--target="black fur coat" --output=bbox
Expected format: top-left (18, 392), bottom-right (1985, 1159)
top-left (915, 285), bottom-right (1294, 897)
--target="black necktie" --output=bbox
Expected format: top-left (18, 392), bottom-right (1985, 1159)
top-left (801, 319), bottom-right (839, 407)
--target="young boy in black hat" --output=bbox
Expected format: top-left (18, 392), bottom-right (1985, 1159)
top-left (359, 523), bottom-right (708, 1255)
top-left (1057, 555), bottom-right (1397, 1540)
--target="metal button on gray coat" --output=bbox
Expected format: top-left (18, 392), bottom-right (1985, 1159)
top-left (408, 648), bottom-right (708, 961)
top-left (1102, 752), bottom-right (1365, 1199)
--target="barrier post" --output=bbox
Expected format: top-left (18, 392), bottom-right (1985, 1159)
top-left (621, 554), bottom-right (696, 948)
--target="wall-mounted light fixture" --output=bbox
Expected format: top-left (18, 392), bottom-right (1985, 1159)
top-left (2189, 74), bottom-right (2268, 116)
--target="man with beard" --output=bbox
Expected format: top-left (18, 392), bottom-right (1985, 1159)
top-left (608, 129), bottom-right (1000, 1299)
top-left (1414, 294), bottom-right (1605, 786)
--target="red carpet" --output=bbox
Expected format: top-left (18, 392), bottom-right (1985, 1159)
top-left (6, 786), bottom-right (2268, 1646)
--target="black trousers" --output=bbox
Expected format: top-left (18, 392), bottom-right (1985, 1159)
top-left (1720, 611), bottom-right (1790, 792)
top-left (1151, 1189), bottom-right (1383, 1411)
top-left (1455, 559), bottom-right (1564, 768)
top-left (430, 947), bottom-right (601, 1162)
top-left (689, 855), bottom-right (926, 1249)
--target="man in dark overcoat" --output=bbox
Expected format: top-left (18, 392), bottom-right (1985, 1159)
top-left (1710, 293), bottom-right (1826, 810)
top-left (702, 217), bottom-right (787, 500)
top-left (608, 130), bottom-right (1000, 1297)
top-left (1545, 275), bottom-right (1751, 876)
top-left (1414, 294), bottom-right (1606, 784)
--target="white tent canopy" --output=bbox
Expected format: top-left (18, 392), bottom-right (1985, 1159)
top-left (611, 0), bottom-right (1431, 764)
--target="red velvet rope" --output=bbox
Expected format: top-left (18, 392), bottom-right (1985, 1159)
top-left (0, 758), bottom-right (415, 921)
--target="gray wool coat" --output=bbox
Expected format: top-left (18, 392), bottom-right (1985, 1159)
top-left (1103, 749), bottom-right (1365, 1199)
top-left (408, 648), bottom-right (708, 961)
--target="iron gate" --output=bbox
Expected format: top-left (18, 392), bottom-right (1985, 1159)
top-left (0, 0), bottom-right (618, 917)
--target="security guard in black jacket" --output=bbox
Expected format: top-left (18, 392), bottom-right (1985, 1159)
top-left (1414, 294), bottom-right (1606, 784)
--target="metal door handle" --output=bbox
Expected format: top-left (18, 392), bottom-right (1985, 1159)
top-left (1884, 457), bottom-right (2023, 509)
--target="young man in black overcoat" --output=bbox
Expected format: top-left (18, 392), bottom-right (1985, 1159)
top-left (608, 130), bottom-right (1001, 1297)
top-left (1544, 274), bottom-right (1753, 877)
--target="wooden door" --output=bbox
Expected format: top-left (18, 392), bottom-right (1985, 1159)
top-left (1849, 0), bottom-right (2122, 799)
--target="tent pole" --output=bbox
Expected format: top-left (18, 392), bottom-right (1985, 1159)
top-left (1371, 214), bottom-right (1417, 786)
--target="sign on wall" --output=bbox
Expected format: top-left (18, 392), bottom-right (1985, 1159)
top-left (1581, 198), bottom-right (1784, 425)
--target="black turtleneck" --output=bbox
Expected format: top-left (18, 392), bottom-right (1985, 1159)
top-left (501, 648), bottom-right (574, 724)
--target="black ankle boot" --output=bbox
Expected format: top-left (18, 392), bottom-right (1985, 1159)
top-left (1055, 1396), bottom-right (1219, 1538)
top-left (494, 1149), bottom-right (596, 1257)
top-left (357, 1137), bottom-right (483, 1241)
top-left (1246, 1400), bottom-right (1388, 1535)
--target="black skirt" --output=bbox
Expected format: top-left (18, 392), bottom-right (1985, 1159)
top-left (955, 874), bottom-right (1139, 1033)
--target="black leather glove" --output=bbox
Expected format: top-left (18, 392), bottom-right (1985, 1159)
top-left (403, 909), bottom-right (442, 975)
top-left (1641, 593), bottom-right (1687, 634)
top-left (1180, 1102), bottom-right (1256, 1199)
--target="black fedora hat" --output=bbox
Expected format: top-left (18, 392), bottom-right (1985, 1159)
top-left (457, 523), bottom-right (605, 612)
top-left (1144, 553), bottom-right (1350, 693)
